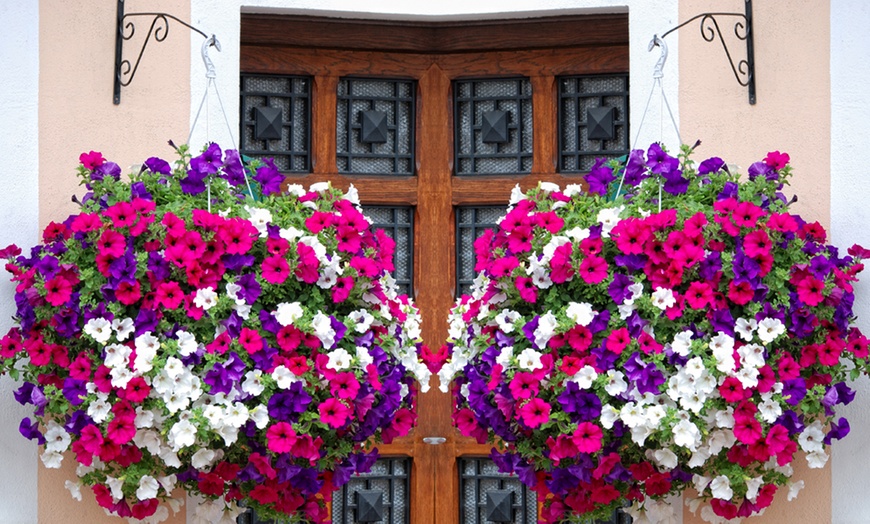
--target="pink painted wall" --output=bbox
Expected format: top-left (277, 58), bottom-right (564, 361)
top-left (38, 1), bottom-right (191, 521)
top-left (39, 0), bottom-right (192, 230)
top-left (678, 0), bottom-right (831, 230)
top-left (679, 0), bottom-right (831, 523)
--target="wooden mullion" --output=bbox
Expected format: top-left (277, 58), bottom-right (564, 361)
top-left (532, 75), bottom-right (557, 175)
top-left (311, 75), bottom-right (338, 176)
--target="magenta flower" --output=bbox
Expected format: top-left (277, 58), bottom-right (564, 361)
top-left (319, 398), bottom-right (352, 428)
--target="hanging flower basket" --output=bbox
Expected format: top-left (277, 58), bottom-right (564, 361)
top-left (0, 143), bottom-right (430, 523)
top-left (440, 142), bottom-right (870, 523)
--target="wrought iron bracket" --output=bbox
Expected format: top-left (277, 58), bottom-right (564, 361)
top-left (660, 0), bottom-right (756, 104)
top-left (113, 0), bottom-right (210, 104)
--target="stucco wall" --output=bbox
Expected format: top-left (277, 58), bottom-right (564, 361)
top-left (830, 2), bottom-right (870, 523)
top-left (35, 0), bottom-right (191, 521)
top-left (0, 2), bottom-right (41, 523)
top-left (679, 1), bottom-right (832, 523)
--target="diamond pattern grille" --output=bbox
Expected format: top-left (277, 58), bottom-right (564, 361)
top-left (455, 78), bottom-right (533, 175)
top-left (240, 74), bottom-right (311, 172)
top-left (333, 458), bottom-right (411, 524)
top-left (559, 74), bottom-right (629, 172)
top-left (337, 78), bottom-right (415, 175)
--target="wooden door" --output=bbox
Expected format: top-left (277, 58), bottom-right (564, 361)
top-left (240, 15), bottom-right (628, 523)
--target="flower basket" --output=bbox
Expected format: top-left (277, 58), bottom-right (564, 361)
top-left (441, 143), bottom-right (870, 523)
top-left (0, 143), bottom-right (430, 523)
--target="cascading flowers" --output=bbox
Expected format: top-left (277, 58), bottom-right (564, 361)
top-left (0, 143), bottom-right (430, 524)
top-left (441, 142), bottom-right (870, 524)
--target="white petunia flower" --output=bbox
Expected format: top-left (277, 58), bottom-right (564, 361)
top-left (508, 184), bottom-right (526, 205)
top-left (168, 419), bottom-right (197, 451)
top-left (245, 206), bottom-right (273, 237)
top-left (672, 419), bottom-right (701, 450)
top-left (274, 302), bottom-right (304, 327)
top-left (193, 287), bottom-right (218, 310)
top-left (191, 449), bottom-right (217, 471)
top-left (603, 370), bottom-right (628, 396)
top-left (709, 475), bottom-right (733, 500)
top-left (495, 310), bottom-right (521, 333)
top-left (326, 348), bottom-right (352, 371)
top-left (564, 227), bottom-right (591, 242)
top-left (798, 422), bottom-right (825, 453)
top-left (569, 365), bottom-right (598, 389)
top-left (88, 394), bottom-right (112, 423)
top-left (175, 330), bottom-right (198, 356)
top-left (40, 450), bottom-right (63, 468)
top-left (272, 365), bottom-right (299, 389)
top-left (565, 302), bottom-right (596, 326)
top-left (671, 330), bottom-right (694, 356)
top-left (806, 449), bottom-right (829, 468)
top-left (600, 404), bottom-right (619, 429)
top-left (596, 206), bottom-right (624, 237)
top-left (104, 343), bottom-right (132, 369)
top-left (787, 480), bottom-right (805, 501)
top-left (311, 312), bottom-right (336, 348)
top-left (134, 332), bottom-right (160, 373)
top-left (112, 317), bottom-right (135, 341)
top-left (745, 476), bottom-right (764, 502)
top-left (738, 343), bottom-right (766, 369)
top-left (44, 421), bottom-right (71, 453)
top-left (653, 448), bottom-right (678, 470)
top-left (757, 317), bottom-right (786, 344)
top-left (249, 405), bottom-right (270, 429)
top-left (533, 312), bottom-right (558, 348)
top-left (65, 480), bottom-right (82, 501)
top-left (348, 309), bottom-right (375, 333)
top-left (651, 287), bottom-right (676, 310)
top-left (516, 348), bottom-right (543, 371)
top-left (106, 477), bottom-right (125, 502)
top-left (84, 317), bottom-right (113, 344)
top-left (241, 370), bottom-right (266, 396)
top-left (735, 317), bottom-right (758, 342)
top-left (137, 475), bottom-right (161, 500)
top-left (279, 226), bottom-right (304, 241)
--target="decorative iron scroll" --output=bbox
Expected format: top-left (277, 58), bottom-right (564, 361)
top-left (113, 0), bottom-right (209, 104)
top-left (660, 0), bottom-right (755, 104)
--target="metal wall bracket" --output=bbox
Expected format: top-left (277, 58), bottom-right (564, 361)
top-left (660, 0), bottom-right (756, 104)
top-left (113, 0), bottom-right (209, 104)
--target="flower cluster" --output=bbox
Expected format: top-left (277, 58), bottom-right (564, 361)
top-left (442, 143), bottom-right (869, 523)
top-left (0, 143), bottom-right (429, 523)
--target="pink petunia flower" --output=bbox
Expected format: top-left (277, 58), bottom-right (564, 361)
top-left (44, 276), bottom-right (73, 306)
top-left (515, 276), bottom-right (537, 303)
top-left (266, 422), bottom-right (298, 453)
top-left (262, 256), bottom-right (291, 284)
top-left (578, 256), bottom-right (608, 284)
top-left (572, 421), bottom-right (603, 453)
top-left (319, 398), bottom-right (352, 428)
top-left (518, 397), bottom-right (551, 428)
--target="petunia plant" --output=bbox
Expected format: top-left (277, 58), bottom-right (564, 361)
top-left (441, 142), bottom-right (870, 523)
top-left (0, 143), bottom-right (430, 523)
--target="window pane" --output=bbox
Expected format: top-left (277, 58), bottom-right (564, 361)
top-left (459, 458), bottom-right (537, 524)
top-left (559, 74), bottom-right (629, 173)
top-left (363, 206), bottom-right (414, 297)
top-left (337, 78), bottom-right (416, 175)
top-left (240, 74), bottom-right (311, 172)
top-left (454, 78), bottom-right (533, 175)
top-left (332, 458), bottom-right (411, 524)
top-left (455, 206), bottom-right (505, 297)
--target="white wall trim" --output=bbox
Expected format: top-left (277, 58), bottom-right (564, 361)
top-left (831, 2), bottom-right (870, 522)
top-left (0, 1), bottom-right (41, 522)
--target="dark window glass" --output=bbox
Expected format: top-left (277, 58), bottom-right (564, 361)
top-left (337, 78), bottom-right (416, 175)
top-left (454, 78), bottom-right (533, 175)
top-left (240, 74), bottom-right (311, 172)
top-left (558, 74), bottom-right (629, 173)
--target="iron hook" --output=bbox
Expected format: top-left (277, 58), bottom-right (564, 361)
top-left (201, 34), bottom-right (220, 79)
top-left (649, 34), bottom-right (667, 79)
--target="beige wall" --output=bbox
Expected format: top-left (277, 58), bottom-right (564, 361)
top-left (38, 1), bottom-right (190, 521)
top-left (679, 1), bottom-right (831, 523)
top-left (39, 0), bottom-right (192, 230)
top-left (679, 0), bottom-right (831, 231)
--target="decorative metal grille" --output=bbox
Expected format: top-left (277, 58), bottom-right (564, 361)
top-left (337, 78), bottom-right (416, 175)
top-left (460, 458), bottom-right (537, 524)
top-left (332, 457), bottom-right (411, 524)
top-left (454, 78), bottom-right (533, 175)
top-left (455, 206), bottom-right (505, 297)
top-left (558, 74), bottom-right (629, 173)
top-left (240, 74), bottom-right (311, 172)
top-left (362, 206), bottom-right (414, 297)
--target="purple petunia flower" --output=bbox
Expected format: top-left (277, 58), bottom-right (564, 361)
top-left (824, 417), bottom-right (850, 444)
top-left (698, 156), bottom-right (724, 175)
top-left (782, 378), bottom-right (807, 406)
top-left (585, 158), bottom-right (616, 196)
top-left (19, 417), bottom-right (45, 444)
top-left (222, 149), bottom-right (247, 187)
top-left (143, 156), bottom-right (171, 175)
top-left (62, 378), bottom-right (88, 406)
top-left (253, 158), bottom-right (285, 196)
